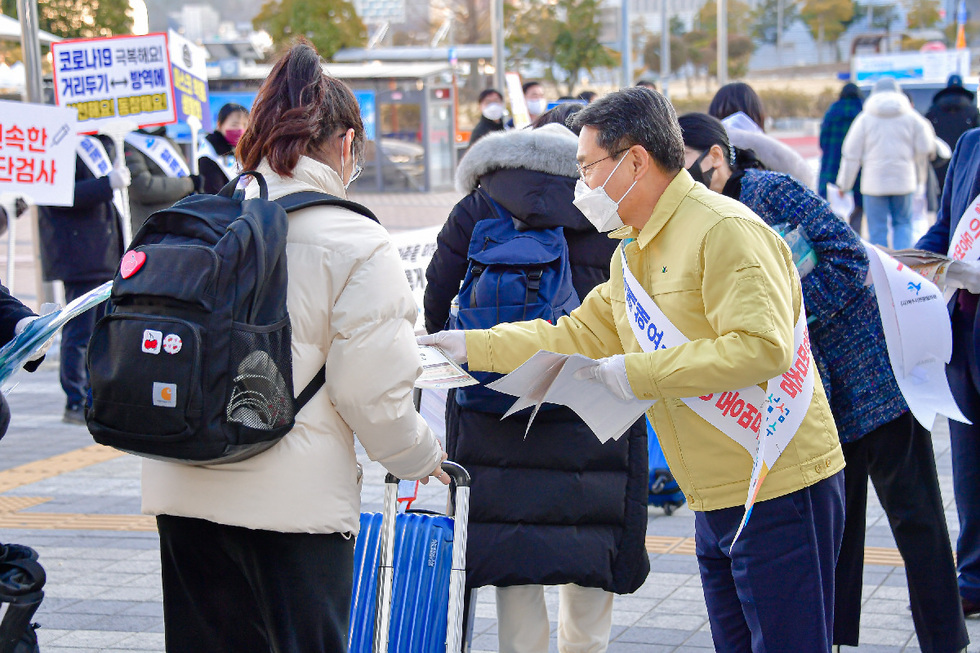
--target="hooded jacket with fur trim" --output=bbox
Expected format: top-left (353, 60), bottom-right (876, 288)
top-left (423, 125), bottom-right (650, 594)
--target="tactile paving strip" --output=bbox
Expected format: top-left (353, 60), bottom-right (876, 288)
top-left (645, 536), bottom-right (905, 567)
top-left (0, 444), bottom-right (124, 493)
top-left (0, 445), bottom-right (911, 564)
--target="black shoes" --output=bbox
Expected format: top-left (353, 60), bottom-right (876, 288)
top-left (62, 405), bottom-right (84, 425)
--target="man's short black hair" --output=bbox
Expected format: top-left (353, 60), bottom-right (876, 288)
top-left (570, 87), bottom-right (685, 173)
top-left (522, 80), bottom-right (542, 95)
top-left (478, 88), bottom-right (502, 103)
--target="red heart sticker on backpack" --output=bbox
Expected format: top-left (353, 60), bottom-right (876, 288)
top-left (120, 250), bottom-right (146, 279)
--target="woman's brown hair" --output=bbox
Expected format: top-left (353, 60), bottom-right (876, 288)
top-left (237, 40), bottom-right (365, 177)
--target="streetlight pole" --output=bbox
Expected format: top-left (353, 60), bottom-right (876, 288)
top-left (776, 0), bottom-right (783, 68)
top-left (491, 0), bottom-right (505, 93)
top-left (16, 0), bottom-right (54, 305)
top-left (16, 0), bottom-right (43, 104)
top-left (660, 0), bottom-right (669, 97)
top-left (717, 0), bottom-right (728, 86)
top-left (622, 0), bottom-right (633, 87)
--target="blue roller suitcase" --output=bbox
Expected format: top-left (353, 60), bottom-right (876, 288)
top-left (348, 462), bottom-right (471, 653)
top-left (647, 419), bottom-right (686, 515)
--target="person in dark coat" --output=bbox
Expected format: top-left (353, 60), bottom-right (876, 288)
top-left (38, 134), bottom-right (127, 424)
top-left (423, 112), bottom-right (649, 652)
top-left (926, 74), bottom-right (980, 191)
top-left (125, 127), bottom-right (199, 235)
top-left (917, 127), bottom-right (980, 621)
top-left (198, 103), bottom-right (249, 194)
top-left (819, 83), bottom-right (864, 232)
top-left (467, 88), bottom-right (505, 149)
top-left (680, 112), bottom-right (968, 653)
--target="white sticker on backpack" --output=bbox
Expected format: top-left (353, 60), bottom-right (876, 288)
top-left (163, 334), bottom-right (182, 355)
top-left (142, 330), bottom-right (162, 354)
top-left (152, 382), bottom-right (177, 408)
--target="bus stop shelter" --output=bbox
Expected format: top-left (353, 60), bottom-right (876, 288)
top-left (207, 61), bottom-right (458, 193)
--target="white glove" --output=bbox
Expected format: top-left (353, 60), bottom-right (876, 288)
top-left (417, 331), bottom-right (467, 364)
top-left (108, 166), bottom-right (131, 190)
top-left (14, 316), bottom-right (50, 363)
top-left (573, 354), bottom-right (636, 401)
top-left (945, 260), bottom-right (980, 294)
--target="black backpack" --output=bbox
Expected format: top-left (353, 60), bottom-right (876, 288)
top-left (86, 172), bottom-right (379, 464)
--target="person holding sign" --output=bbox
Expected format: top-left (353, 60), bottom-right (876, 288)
top-left (679, 112), bottom-right (968, 653)
top-left (420, 87), bottom-right (845, 652)
top-left (198, 103), bottom-right (249, 194)
top-left (917, 127), bottom-right (980, 620)
top-left (38, 134), bottom-right (128, 425)
top-left (124, 126), bottom-right (200, 234)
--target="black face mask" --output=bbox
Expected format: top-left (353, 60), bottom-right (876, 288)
top-left (687, 149), bottom-right (714, 189)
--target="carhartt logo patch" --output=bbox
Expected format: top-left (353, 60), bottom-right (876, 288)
top-left (152, 382), bottom-right (177, 408)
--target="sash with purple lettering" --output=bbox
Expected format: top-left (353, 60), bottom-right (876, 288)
top-left (620, 247), bottom-right (814, 542)
top-left (76, 136), bottom-right (123, 215)
top-left (124, 132), bottom-right (189, 178)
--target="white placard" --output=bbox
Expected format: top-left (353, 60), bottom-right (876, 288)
top-left (505, 72), bottom-right (531, 129)
top-left (388, 226), bottom-right (440, 330)
top-left (51, 33), bottom-right (176, 134)
top-left (0, 100), bottom-right (78, 206)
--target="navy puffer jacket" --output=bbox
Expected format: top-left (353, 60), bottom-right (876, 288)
top-left (424, 125), bottom-right (650, 594)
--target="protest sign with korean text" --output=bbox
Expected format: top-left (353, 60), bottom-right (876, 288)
top-left (167, 30), bottom-right (211, 133)
top-left (52, 33), bottom-right (176, 133)
top-left (0, 100), bottom-right (77, 206)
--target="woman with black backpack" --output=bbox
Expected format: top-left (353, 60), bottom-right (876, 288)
top-left (140, 41), bottom-right (448, 653)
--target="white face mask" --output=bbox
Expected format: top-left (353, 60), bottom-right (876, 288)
top-left (526, 98), bottom-right (548, 116)
top-left (572, 152), bottom-right (637, 232)
top-left (482, 102), bottom-right (504, 121)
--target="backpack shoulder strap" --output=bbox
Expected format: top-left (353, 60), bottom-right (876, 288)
top-left (275, 192), bottom-right (378, 412)
top-left (295, 364), bottom-right (326, 412)
top-left (275, 191), bottom-right (381, 224)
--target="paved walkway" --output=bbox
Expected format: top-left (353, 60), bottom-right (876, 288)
top-left (0, 360), bottom-right (974, 652)
top-left (0, 192), bottom-right (976, 651)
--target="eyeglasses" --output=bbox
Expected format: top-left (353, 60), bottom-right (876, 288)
top-left (577, 148), bottom-right (629, 181)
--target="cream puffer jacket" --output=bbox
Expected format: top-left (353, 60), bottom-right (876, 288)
top-left (837, 91), bottom-right (936, 197)
top-left (141, 156), bottom-right (443, 534)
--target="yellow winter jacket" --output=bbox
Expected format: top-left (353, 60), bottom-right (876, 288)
top-left (465, 170), bottom-right (844, 512)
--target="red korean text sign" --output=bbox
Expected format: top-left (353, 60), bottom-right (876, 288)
top-left (0, 101), bottom-right (78, 206)
top-left (51, 33), bottom-right (177, 134)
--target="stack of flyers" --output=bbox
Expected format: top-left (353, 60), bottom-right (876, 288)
top-left (416, 345), bottom-right (478, 389)
top-left (0, 281), bottom-right (113, 389)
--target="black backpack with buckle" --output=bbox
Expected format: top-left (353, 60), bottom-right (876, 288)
top-left (86, 172), bottom-right (379, 464)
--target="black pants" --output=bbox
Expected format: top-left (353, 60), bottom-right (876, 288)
top-left (833, 412), bottom-right (968, 652)
top-left (157, 515), bottom-right (355, 653)
top-left (60, 280), bottom-right (104, 408)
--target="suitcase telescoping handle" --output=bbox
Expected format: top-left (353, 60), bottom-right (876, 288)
top-left (373, 462), bottom-right (471, 653)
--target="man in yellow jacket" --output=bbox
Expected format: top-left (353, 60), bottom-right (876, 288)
top-left (421, 87), bottom-right (845, 651)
